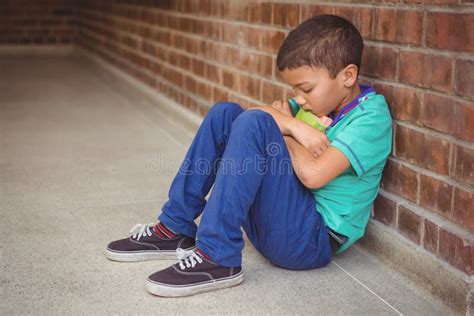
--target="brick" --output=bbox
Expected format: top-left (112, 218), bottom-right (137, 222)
top-left (230, 48), bottom-right (250, 71)
top-left (423, 219), bottom-right (439, 254)
top-left (373, 194), bottom-right (397, 228)
top-left (209, 0), bottom-right (222, 17)
top-left (206, 64), bottom-right (221, 84)
top-left (248, 2), bottom-right (262, 24)
top-left (425, 0), bottom-right (459, 3)
top-left (360, 46), bottom-right (398, 79)
top-left (179, 17), bottom-right (193, 33)
top-left (333, 7), bottom-right (374, 39)
top-left (287, 3), bottom-right (301, 29)
top-left (452, 187), bottom-right (474, 232)
top-left (190, 0), bottom-right (207, 15)
top-left (221, 23), bottom-right (238, 43)
top-left (261, 81), bottom-right (285, 104)
top-left (191, 59), bottom-right (206, 77)
top-left (381, 160), bottom-right (418, 202)
top-left (248, 27), bottom-right (261, 50)
top-left (222, 69), bottom-right (239, 91)
top-left (439, 228), bottom-right (473, 275)
top-left (210, 21), bottom-right (221, 41)
top-left (212, 43), bottom-right (228, 64)
top-left (168, 52), bottom-right (178, 66)
top-left (179, 55), bottom-right (191, 70)
top-left (374, 8), bottom-right (397, 42)
top-left (192, 20), bottom-right (204, 37)
top-left (142, 41), bottom-right (155, 56)
top-left (301, 5), bottom-right (334, 22)
top-left (396, 10), bottom-right (423, 44)
top-left (422, 94), bottom-right (474, 142)
top-left (141, 9), bottom-right (156, 24)
top-left (229, 94), bottom-right (252, 109)
top-left (272, 3), bottom-right (286, 27)
top-left (237, 25), bottom-right (251, 48)
top-left (375, 83), bottom-right (422, 125)
top-left (256, 54), bottom-right (273, 78)
top-left (260, 2), bottom-right (273, 24)
top-left (197, 82), bottom-right (212, 101)
top-left (220, 1), bottom-right (231, 18)
top-left (452, 145), bottom-right (474, 186)
top-left (394, 124), bottom-right (451, 175)
top-left (184, 76), bottom-right (197, 94)
top-left (398, 206), bottom-right (422, 244)
top-left (426, 12), bottom-right (474, 52)
top-left (239, 74), bottom-right (261, 100)
top-left (168, 68), bottom-right (183, 87)
top-left (171, 34), bottom-right (184, 49)
top-left (399, 51), bottom-right (452, 93)
top-left (419, 174), bottom-right (453, 218)
top-left (454, 59), bottom-right (474, 98)
top-left (260, 29), bottom-right (286, 54)
top-left (226, 1), bottom-right (250, 21)
top-left (184, 37), bottom-right (198, 54)
top-left (212, 86), bottom-right (230, 103)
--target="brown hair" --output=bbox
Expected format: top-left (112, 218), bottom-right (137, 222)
top-left (276, 14), bottom-right (364, 79)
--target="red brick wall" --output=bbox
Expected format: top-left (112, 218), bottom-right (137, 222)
top-left (0, 0), bottom-right (77, 45)
top-left (75, 0), bottom-right (473, 277)
top-left (3, 0), bottom-right (473, 277)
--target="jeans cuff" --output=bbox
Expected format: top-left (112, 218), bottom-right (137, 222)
top-left (196, 240), bottom-right (242, 268)
top-left (157, 213), bottom-right (197, 238)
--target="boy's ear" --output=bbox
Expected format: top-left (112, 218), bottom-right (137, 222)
top-left (340, 64), bottom-right (359, 88)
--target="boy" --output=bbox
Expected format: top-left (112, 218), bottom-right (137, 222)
top-left (105, 14), bottom-right (392, 297)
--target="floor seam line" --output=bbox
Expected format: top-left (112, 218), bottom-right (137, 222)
top-left (331, 260), bottom-right (403, 315)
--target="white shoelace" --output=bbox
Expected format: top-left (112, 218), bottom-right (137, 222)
top-left (176, 248), bottom-right (202, 270)
top-left (129, 223), bottom-right (154, 241)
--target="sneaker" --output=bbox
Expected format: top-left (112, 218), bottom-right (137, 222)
top-left (105, 223), bottom-right (196, 262)
top-left (146, 248), bottom-right (243, 297)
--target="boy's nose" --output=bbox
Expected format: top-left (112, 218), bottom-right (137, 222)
top-left (293, 95), bottom-right (307, 107)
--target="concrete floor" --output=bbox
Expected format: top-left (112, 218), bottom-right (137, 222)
top-left (0, 54), bottom-right (458, 315)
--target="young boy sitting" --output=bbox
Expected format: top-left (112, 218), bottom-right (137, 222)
top-left (105, 14), bottom-right (393, 297)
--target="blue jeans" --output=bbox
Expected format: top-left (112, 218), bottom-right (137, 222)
top-left (158, 102), bottom-right (332, 270)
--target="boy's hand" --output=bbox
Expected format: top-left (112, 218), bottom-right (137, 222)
top-left (270, 100), bottom-right (293, 117)
top-left (290, 119), bottom-right (330, 158)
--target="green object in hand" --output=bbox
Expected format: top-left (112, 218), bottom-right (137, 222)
top-left (288, 98), bottom-right (330, 133)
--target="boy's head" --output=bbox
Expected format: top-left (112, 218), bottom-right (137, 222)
top-left (277, 14), bottom-right (364, 117)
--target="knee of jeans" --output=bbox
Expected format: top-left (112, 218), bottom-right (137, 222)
top-left (208, 101), bottom-right (244, 119)
top-left (231, 108), bottom-right (273, 132)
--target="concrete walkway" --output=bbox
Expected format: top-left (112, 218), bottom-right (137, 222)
top-left (0, 54), bottom-right (457, 315)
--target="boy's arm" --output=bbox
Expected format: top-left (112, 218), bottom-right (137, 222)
top-left (283, 136), bottom-right (350, 189)
top-left (246, 105), bottom-right (294, 135)
top-left (247, 105), bottom-right (349, 188)
top-left (247, 105), bottom-right (330, 156)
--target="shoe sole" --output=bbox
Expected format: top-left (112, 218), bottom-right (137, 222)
top-left (145, 271), bottom-right (244, 297)
top-left (104, 246), bottom-right (196, 262)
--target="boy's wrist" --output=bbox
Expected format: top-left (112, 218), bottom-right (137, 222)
top-left (286, 117), bottom-right (305, 138)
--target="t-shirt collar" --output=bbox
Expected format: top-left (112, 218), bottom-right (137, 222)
top-left (328, 84), bottom-right (376, 127)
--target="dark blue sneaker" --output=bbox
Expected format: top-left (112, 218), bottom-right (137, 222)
top-left (146, 248), bottom-right (243, 297)
top-left (105, 223), bottom-right (196, 261)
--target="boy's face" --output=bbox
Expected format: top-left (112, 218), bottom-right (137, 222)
top-left (281, 65), bottom-right (359, 117)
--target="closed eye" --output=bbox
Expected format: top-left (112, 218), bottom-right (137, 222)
top-left (303, 88), bottom-right (312, 93)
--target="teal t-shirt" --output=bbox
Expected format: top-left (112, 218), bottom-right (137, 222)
top-left (293, 86), bottom-right (393, 254)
